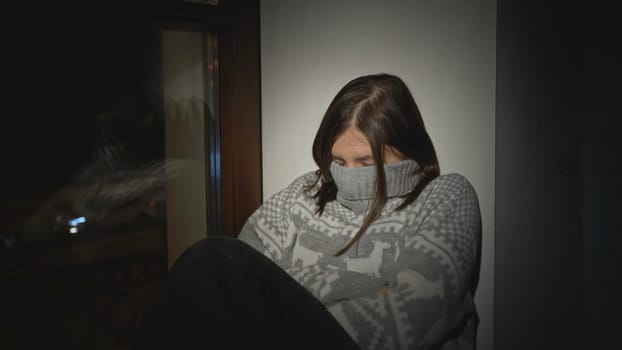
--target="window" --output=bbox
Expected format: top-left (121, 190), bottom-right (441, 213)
top-left (1, 1), bottom-right (260, 348)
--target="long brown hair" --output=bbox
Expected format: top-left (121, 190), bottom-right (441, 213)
top-left (310, 73), bottom-right (440, 256)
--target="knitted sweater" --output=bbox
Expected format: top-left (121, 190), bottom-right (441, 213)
top-left (238, 160), bottom-right (481, 350)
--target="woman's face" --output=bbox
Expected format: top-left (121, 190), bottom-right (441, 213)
top-left (331, 127), bottom-right (404, 168)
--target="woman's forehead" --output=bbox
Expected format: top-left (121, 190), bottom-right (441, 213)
top-left (331, 127), bottom-right (371, 156)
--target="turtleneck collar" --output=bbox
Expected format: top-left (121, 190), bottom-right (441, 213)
top-left (329, 159), bottom-right (421, 215)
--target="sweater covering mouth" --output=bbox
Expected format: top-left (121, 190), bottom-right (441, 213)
top-left (329, 159), bottom-right (422, 215)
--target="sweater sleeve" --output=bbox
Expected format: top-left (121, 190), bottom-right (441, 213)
top-left (238, 173), bottom-right (388, 301)
top-left (327, 175), bottom-right (482, 350)
top-left (238, 173), bottom-right (314, 268)
top-left (284, 264), bottom-right (388, 305)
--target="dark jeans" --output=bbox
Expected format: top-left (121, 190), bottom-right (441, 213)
top-left (131, 236), bottom-right (359, 350)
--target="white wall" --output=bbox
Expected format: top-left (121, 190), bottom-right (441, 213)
top-left (260, 1), bottom-right (496, 348)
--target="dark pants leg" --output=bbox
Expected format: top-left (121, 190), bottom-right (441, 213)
top-left (131, 236), bottom-right (359, 350)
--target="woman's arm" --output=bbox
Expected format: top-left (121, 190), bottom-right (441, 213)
top-left (328, 175), bottom-right (482, 350)
top-left (238, 173), bottom-right (389, 303)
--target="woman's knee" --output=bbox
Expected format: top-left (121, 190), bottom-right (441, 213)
top-left (190, 235), bottom-right (243, 252)
top-left (173, 236), bottom-right (249, 267)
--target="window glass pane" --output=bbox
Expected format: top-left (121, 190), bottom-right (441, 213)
top-left (162, 30), bottom-right (221, 265)
top-left (2, 22), bottom-right (167, 251)
top-left (1, 13), bottom-right (220, 349)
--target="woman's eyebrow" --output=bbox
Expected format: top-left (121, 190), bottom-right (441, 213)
top-left (354, 155), bottom-right (373, 162)
top-left (330, 155), bottom-right (373, 162)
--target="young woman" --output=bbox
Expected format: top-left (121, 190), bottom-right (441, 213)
top-left (132, 73), bottom-right (481, 350)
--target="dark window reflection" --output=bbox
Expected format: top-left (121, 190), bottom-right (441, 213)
top-left (2, 20), bottom-right (165, 248)
top-left (0, 6), bottom-right (218, 349)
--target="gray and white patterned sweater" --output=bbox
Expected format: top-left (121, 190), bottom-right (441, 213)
top-left (238, 164), bottom-right (481, 350)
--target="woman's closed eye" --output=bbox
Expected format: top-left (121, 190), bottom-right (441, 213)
top-left (358, 158), bottom-right (375, 167)
top-left (332, 157), bottom-right (346, 166)
top-left (331, 156), bottom-right (375, 168)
